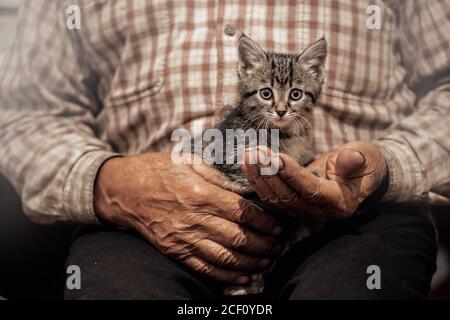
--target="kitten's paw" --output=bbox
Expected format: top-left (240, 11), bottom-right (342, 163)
top-left (226, 180), bottom-right (254, 195)
top-left (212, 175), bottom-right (254, 195)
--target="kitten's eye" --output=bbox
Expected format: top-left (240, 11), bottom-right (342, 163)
top-left (289, 89), bottom-right (303, 101)
top-left (260, 88), bottom-right (273, 100)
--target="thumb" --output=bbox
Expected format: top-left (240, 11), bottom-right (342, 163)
top-left (335, 147), bottom-right (366, 177)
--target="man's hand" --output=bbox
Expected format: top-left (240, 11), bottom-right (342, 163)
top-left (241, 141), bottom-right (388, 224)
top-left (94, 153), bottom-right (283, 285)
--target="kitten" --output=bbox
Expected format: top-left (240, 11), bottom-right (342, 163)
top-left (213, 35), bottom-right (326, 192)
top-left (196, 35), bottom-right (327, 295)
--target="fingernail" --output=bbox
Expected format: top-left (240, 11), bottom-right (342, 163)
top-left (258, 150), bottom-right (269, 166)
top-left (237, 276), bottom-right (250, 285)
top-left (272, 226), bottom-right (284, 236)
top-left (259, 258), bottom-right (271, 268)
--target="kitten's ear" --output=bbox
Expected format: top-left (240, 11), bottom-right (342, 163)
top-left (238, 34), bottom-right (267, 78)
top-left (297, 37), bottom-right (327, 80)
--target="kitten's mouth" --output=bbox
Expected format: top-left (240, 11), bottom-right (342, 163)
top-left (269, 116), bottom-right (293, 129)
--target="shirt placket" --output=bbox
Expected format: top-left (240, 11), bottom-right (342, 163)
top-left (215, 0), bottom-right (242, 123)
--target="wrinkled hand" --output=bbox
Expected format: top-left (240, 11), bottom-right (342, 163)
top-left (94, 153), bottom-right (283, 285)
top-left (242, 141), bottom-right (388, 224)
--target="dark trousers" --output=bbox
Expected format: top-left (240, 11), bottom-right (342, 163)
top-left (65, 205), bottom-right (437, 300)
top-left (0, 175), bottom-right (74, 300)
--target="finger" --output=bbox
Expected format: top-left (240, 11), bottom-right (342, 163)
top-left (241, 148), bottom-right (279, 201)
top-left (204, 215), bottom-right (283, 256)
top-left (243, 151), bottom-right (329, 222)
top-left (242, 146), bottom-right (272, 166)
top-left (210, 189), bottom-right (283, 236)
top-left (278, 153), bottom-right (341, 204)
top-left (260, 171), bottom-right (297, 205)
top-left (193, 238), bottom-right (271, 271)
top-left (278, 153), bottom-right (321, 194)
top-left (182, 256), bottom-right (250, 285)
top-left (242, 161), bottom-right (278, 202)
top-left (246, 167), bottom-right (327, 223)
top-left (335, 148), bottom-right (366, 177)
top-left (279, 153), bottom-right (355, 215)
top-left (253, 166), bottom-right (325, 220)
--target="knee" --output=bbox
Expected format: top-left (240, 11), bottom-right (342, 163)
top-left (64, 227), bottom-right (216, 300)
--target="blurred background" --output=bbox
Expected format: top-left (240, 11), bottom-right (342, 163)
top-left (0, 0), bottom-right (18, 52)
top-left (0, 0), bottom-right (74, 300)
top-left (0, 0), bottom-right (449, 300)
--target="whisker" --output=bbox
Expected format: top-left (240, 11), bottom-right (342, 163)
top-left (294, 114), bottom-right (311, 131)
top-left (242, 114), bottom-right (264, 130)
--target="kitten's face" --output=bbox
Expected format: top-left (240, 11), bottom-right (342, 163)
top-left (237, 35), bottom-right (327, 136)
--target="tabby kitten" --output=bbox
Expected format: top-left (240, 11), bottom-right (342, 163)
top-left (213, 35), bottom-right (327, 193)
top-left (200, 35), bottom-right (327, 295)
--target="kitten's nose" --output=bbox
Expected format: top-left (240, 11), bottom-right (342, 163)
top-left (276, 110), bottom-right (287, 117)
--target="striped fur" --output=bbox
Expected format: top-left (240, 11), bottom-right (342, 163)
top-left (213, 35), bottom-right (327, 191)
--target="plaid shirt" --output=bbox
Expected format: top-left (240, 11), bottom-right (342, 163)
top-left (0, 0), bottom-right (449, 224)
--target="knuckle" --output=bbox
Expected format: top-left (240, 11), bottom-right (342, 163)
top-left (198, 263), bottom-right (213, 277)
top-left (241, 202), bottom-right (259, 224)
top-left (163, 244), bottom-right (178, 257)
top-left (185, 186), bottom-right (211, 204)
top-left (231, 229), bottom-right (248, 249)
top-left (156, 236), bottom-right (179, 256)
top-left (231, 206), bottom-right (246, 224)
top-left (216, 250), bottom-right (234, 266)
top-left (281, 193), bottom-right (297, 206)
top-left (303, 188), bottom-right (321, 202)
top-left (192, 212), bottom-right (215, 228)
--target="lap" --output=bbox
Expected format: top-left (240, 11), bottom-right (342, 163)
top-left (65, 205), bottom-right (437, 300)
top-left (265, 204), bottom-right (437, 299)
top-left (65, 227), bottom-right (222, 300)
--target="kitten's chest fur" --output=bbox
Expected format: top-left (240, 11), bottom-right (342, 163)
top-left (279, 135), bottom-right (313, 166)
top-left (212, 107), bottom-right (313, 190)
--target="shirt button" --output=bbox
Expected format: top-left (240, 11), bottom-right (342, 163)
top-left (224, 24), bottom-right (235, 36)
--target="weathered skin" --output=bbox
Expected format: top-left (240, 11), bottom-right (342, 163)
top-left (242, 141), bottom-right (388, 224)
top-left (94, 152), bottom-right (283, 285)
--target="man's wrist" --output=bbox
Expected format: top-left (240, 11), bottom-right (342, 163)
top-left (373, 140), bottom-right (429, 203)
top-left (61, 150), bottom-right (120, 224)
top-left (93, 156), bottom-right (124, 225)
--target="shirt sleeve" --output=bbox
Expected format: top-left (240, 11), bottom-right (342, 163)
top-left (0, 1), bottom-right (119, 224)
top-left (374, 0), bottom-right (450, 203)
